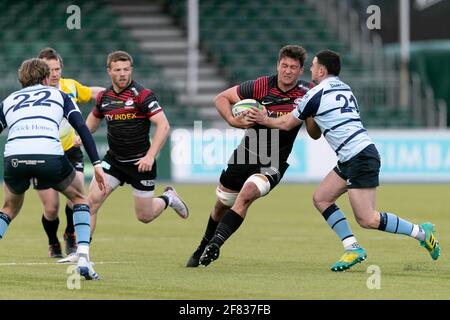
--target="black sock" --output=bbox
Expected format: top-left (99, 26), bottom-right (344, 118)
top-left (198, 216), bottom-right (219, 249)
top-left (65, 205), bottom-right (75, 234)
top-left (158, 195), bottom-right (169, 209)
top-left (210, 209), bottom-right (244, 247)
top-left (41, 215), bottom-right (59, 245)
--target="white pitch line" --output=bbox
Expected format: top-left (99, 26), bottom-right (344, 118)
top-left (0, 261), bottom-right (131, 266)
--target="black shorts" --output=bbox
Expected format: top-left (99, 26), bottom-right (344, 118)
top-left (102, 152), bottom-right (156, 191)
top-left (219, 149), bottom-right (289, 192)
top-left (333, 144), bottom-right (381, 189)
top-left (65, 146), bottom-right (84, 172)
top-left (4, 154), bottom-right (76, 194)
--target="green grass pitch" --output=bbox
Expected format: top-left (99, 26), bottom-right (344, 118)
top-left (0, 183), bottom-right (448, 299)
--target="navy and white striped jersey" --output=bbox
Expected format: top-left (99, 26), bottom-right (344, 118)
top-left (292, 76), bottom-right (373, 162)
top-left (0, 84), bottom-right (81, 157)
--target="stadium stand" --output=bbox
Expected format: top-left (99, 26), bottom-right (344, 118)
top-left (161, 0), bottom-right (445, 128)
top-left (0, 0), bottom-right (194, 125)
top-left (0, 0), bottom-right (445, 128)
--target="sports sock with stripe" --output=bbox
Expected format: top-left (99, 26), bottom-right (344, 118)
top-left (323, 204), bottom-right (360, 251)
top-left (378, 212), bottom-right (425, 240)
top-left (73, 204), bottom-right (91, 253)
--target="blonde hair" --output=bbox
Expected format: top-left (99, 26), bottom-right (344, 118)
top-left (18, 58), bottom-right (50, 87)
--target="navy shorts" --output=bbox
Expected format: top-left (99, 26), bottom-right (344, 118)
top-left (219, 148), bottom-right (289, 192)
top-left (102, 152), bottom-right (156, 192)
top-left (65, 146), bottom-right (84, 172)
top-left (333, 144), bottom-right (381, 189)
top-left (4, 154), bottom-right (75, 194)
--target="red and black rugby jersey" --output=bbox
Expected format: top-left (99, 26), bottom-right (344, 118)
top-left (237, 75), bottom-right (314, 163)
top-left (93, 80), bottom-right (163, 162)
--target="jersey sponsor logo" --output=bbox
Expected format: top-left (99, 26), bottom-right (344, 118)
top-left (294, 97), bottom-right (304, 105)
top-left (148, 101), bottom-right (161, 110)
top-left (11, 158), bottom-right (18, 168)
top-left (297, 83), bottom-right (310, 91)
top-left (267, 110), bottom-right (290, 118)
top-left (125, 99), bottom-right (134, 108)
top-left (130, 87), bottom-right (139, 96)
top-left (140, 180), bottom-right (155, 187)
top-left (11, 159), bottom-right (45, 167)
top-left (105, 113), bottom-right (137, 121)
top-left (74, 162), bottom-right (84, 169)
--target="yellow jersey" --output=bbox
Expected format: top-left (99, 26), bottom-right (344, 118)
top-left (58, 78), bottom-right (92, 151)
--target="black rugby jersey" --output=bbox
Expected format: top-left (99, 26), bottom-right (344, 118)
top-left (237, 75), bottom-right (314, 163)
top-left (93, 80), bottom-right (163, 162)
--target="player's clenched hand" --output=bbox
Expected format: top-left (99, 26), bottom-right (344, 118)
top-left (246, 106), bottom-right (268, 125)
top-left (93, 164), bottom-right (107, 194)
top-left (135, 154), bottom-right (155, 172)
top-left (231, 112), bottom-right (255, 129)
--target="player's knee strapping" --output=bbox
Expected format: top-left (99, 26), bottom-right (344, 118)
top-left (73, 204), bottom-right (91, 246)
top-left (243, 174), bottom-right (271, 197)
top-left (215, 187), bottom-right (238, 207)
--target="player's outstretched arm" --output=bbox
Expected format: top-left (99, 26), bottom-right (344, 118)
top-left (247, 108), bottom-right (301, 131)
top-left (89, 87), bottom-right (105, 100)
top-left (85, 112), bottom-right (102, 133)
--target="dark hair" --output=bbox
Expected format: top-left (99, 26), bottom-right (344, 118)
top-left (107, 50), bottom-right (133, 68)
top-left (18, 58), bottom-right (50, 87)
top-left (37, 47), bottom-right (63, 67)
top-left (278, 45), bottom-right (307, 67)
top-left (315, 50), bottom-right (341, 76)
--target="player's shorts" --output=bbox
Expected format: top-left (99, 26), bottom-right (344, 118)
top-left (219, 148), bottom-right (289, 192)
top-left (333, 144), bottom-right (381, 189)
top-left (3, 154), bottom-right (76, 194)
top-left (101, 152), bottom-right (156, 192)
top-left (64, 146), bottom-right (84, 172)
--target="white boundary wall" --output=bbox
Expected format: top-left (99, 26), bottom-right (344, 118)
top-left (171, 128), bottom-right (450, 183)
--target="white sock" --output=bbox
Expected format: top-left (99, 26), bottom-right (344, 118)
top-left (410, 224), bottom-right (425, 241)
top-left (77, 244), bottom-right (90, 256)
top-left (342, 236), bottom-right (361, 250)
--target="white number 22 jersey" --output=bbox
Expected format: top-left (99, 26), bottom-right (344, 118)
top-left (0, 84), bottom-right (81, 157)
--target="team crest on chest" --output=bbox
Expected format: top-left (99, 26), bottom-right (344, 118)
top-left (124, 99), bottom-right (135, 109)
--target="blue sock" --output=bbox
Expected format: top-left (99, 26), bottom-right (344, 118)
top-left (73, 204), bottom-right (91, 246)
top-left (378, 212), bottom-right (414, 236)
top-left (322, 204), bottom-right (359, 250)
top-left (0, 212), bottom-right (12, 239)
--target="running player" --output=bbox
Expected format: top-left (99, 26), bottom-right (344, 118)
top-left (186, 45), bottom-right (319, 267)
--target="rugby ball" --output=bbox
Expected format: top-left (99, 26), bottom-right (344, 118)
top-left (231, 99), bottom-right (263, 117)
